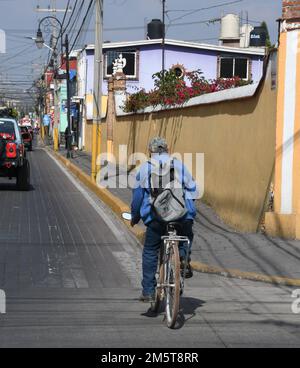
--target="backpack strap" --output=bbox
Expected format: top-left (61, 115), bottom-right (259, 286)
top-left (146, 160), bottom-right (153, 194)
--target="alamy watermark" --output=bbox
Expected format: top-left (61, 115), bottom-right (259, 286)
top-left (0, 289), bottom-right (6, 314)
top-left (0, 29), bottom-right (6, 54)
top-left (95, 146), bottom-right (204, 199)
top-left (291, 289), bottom-right (300, 314)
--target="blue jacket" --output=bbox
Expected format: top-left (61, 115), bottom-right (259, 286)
top-left (131, 153), bottom-right (198, 225)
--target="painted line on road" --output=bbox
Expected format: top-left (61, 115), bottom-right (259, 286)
top-left (46, 148), bottom-right (145, 244)
top-left (46, 147), bottom-right (300, 288)
top-left (44, 148), bottom-right (142, 255)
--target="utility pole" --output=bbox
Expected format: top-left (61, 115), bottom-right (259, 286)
top-left (52, 4), bottom-right (60, 151)
top-left (91, 0), bottom-right (103, 181)
top-left (162, 0), bottom-right (166, 94)
top-left (65, 34), bottom-right (72, 158)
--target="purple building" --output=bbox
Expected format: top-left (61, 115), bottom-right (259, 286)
top-left (78, 38), bottom-right (265, 97)
top-left (76, 38), bottom-right (265, 150)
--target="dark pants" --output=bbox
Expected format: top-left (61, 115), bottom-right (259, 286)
top-left (142, 220), bottom-right (194, 295)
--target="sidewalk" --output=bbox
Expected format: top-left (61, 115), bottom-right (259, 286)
top-left (54, 147), bottom-right (300, 285)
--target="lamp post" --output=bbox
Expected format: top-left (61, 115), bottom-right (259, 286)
top-left (34, 16), bottom-right (71, 157)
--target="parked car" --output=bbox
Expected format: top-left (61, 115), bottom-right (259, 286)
top-left (0, 118), bottom-right (30, 190)
top-left (19, 125), bottom-right (33, 151)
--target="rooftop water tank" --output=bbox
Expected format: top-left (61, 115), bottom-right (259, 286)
top-left (147, 19), bottom-right (164, 39)
top-left (240, 24), bottom-right (254, 48)
top-left (249, 26), bottom-right (267, 47)
top-left (220, 14), bottom-right (240, 40)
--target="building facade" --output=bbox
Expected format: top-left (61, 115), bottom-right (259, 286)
top-left (76, 38), bottom-right (266, 151)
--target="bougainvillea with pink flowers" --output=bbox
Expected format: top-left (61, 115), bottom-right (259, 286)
top-left (123, 68), bottom-right (252, 113)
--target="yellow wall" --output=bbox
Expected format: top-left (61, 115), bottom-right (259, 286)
top-left (100, 63), bottom-right (277, 232)
top-left (84, 119), bottom-right (93, 153)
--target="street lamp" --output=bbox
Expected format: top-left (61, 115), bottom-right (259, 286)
top-left (34, 16), bottom-right (72, 158)
top-left (35, 28), bottom-right (44, 49)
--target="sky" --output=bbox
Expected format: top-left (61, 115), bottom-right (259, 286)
top-left (0, 0), bottom-right (282, 104)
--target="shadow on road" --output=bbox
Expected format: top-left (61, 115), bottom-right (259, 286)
top-left (175, 297), bottom-right (206, 329)
top-left (141, 297), bottom-right (205, 330)
top-left (0, 182), bottom-right (35, 191)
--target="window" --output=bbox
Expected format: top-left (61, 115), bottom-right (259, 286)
top-left (219, 57), bottom-right (249, 79)
top-left (105, 50), bottom-right (137, 79)
top-left (0, 121), bottom-right (15, 137)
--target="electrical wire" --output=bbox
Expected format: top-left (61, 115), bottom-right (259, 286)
top-left (61, 0), bottom-right (79, 36)
top-left (70, 0), bottom-right (94, 51)
top-left (61, 0), bottom-right (71, 27)
top-left (69, 0), bottom-right (94, 52)
top-left (166, 0), bottom-right (244, 23)
top-left (66, 0), bottom-right (85, 40)
top-left (0, 45), bottom-right (35, 64)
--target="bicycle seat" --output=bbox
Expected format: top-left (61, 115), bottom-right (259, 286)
top-left (167, 222), bottom-right (183, 232)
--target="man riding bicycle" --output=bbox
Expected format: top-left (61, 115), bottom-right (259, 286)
top-left (130, 137), bottom-right (198, 302)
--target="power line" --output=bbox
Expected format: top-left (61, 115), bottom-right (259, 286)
top-left (166, 0), bottom-right (244, 23)
top-left (61, 0), bottom-right (71, 27)
top-left (70, 0), bottom-right (94, 52)
top-left (0, 45), bottom-right (35, 64)
top-left (66, 0), bottom-right (85, 39)
top-left (70, 0), bottom-right (94, 51)
top-left (62, 0), bottom-right (79, 36)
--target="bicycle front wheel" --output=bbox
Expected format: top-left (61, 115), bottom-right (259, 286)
top-left (165, 242), bottom-right (180, 328)
top-left (151, 246), bottom-right (164, 313)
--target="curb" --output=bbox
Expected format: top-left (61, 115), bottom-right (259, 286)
top-left (47, 148), bottom-right (300, 288)
top-left (191, 262), bottom-right (300, 287)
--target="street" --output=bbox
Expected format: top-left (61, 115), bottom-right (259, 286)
top-left (0, 144), bottom-right (299, 348)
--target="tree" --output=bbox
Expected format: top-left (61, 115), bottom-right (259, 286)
top-left (260, 21), bottom-right (272, 48)
top-left (0, 107), bottom-right (18, 119)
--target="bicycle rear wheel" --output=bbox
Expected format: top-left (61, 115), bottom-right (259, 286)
top-left (165, 242), bottom-right (180, 328)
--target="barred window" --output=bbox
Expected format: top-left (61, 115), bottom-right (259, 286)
top-left (219, 57), bottom-right (249, 79)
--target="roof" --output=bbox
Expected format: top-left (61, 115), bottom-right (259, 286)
top-left (81, 38), bottom-right (265, 56)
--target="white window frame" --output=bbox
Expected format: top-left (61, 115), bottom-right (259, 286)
top-left (104, 50), bottom-right (138, 79)
top-left (219, 57), bottom-right (249, 80)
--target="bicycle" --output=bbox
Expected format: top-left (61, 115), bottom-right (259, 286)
top-left (150, 222), bottom-right (190, 329)
top-left (122, 213), bottom-right (190, 329)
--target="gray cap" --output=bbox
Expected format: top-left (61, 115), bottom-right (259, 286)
top-left (148, 137), bottom-right (168, 153)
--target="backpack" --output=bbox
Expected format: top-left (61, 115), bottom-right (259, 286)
top-left (148, 159), bottom-right (188, 223)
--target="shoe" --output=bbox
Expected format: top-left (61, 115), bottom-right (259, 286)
top-left (139, 293), bottom-right (155, 303)
top-left (180, 258), bottom-right (193, 279)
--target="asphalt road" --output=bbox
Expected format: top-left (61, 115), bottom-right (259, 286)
top-left (0, 143), bottom-right (299, 348)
